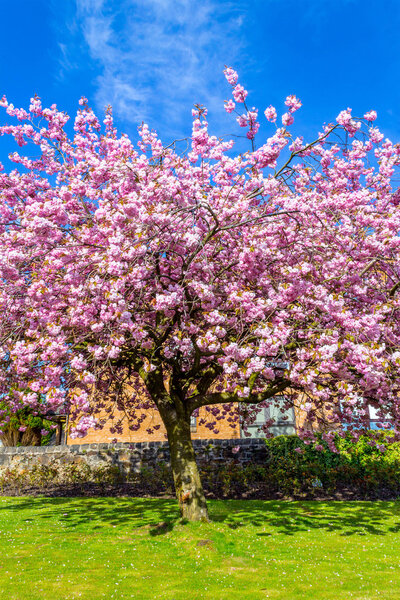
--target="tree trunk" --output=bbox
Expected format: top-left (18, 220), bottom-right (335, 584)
top-left (163, 411), bottom-right (209, 522)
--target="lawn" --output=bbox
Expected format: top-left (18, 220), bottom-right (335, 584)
top-left (0, 498), bottom-right (399, 599)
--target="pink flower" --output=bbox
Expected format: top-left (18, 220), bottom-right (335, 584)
top-left (282, 112), bottom-right (294, 127)
top-left (232, 445), bottom-right (240, 454)
top-left (369, 127), bottom-right (384, 144)
top-left (392, 188), bottom-right (400, 206)
top-left (289, 136), bottom-right (304, 152)
top-left (264, 105), bottom-right (277, 122)
top-left (364, 110), bottom-right (377, 122)
top-left (108, 346), bottom-right (121, 359)
top-left (70, 416), bottom-right (97, 439)
top-left (29, 97), bottom-right (42, 116)
top-left (223, 67), bottom-right (238, 86)
top-left (247, 126), bottom-right (259, 140)
top-left (336, 108), bottom-right (361, 136)
top-left (224, 99), bottom-right (236, 114)
top-left (285, 95), bottom-right (302, 113)
top-left (233, 85), bottom-right (248, 103)
top-left (236, 114), bottom-right (248, 128)
top-left (70, 354), bottom-right (88, 372)
top-left (336, 108), bottom-right (353, 127)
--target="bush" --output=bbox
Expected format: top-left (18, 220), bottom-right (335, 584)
top-left (262, 433), bottom-right (400, 496)
top-left (0, 405), bottom-right (56, 446)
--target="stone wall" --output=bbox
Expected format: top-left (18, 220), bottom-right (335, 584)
top-left (0, 438), bottom-right (267, 475)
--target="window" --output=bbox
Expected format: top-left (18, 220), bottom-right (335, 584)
top-left (190, 415), bottom-right (197, 432)
top-left (339, 400), bottom-right (394, 431)
top-left (368, 405), bottom-right (393, 430)
top-left (240, 396), bottom-right (296, 438)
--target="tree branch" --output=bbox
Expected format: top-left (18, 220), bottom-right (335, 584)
top-left (187, 378), bottom-right (290, 414)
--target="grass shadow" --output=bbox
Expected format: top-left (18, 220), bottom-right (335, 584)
top-left (211, 499), bottom-right (400, 536)
top-left (0, 496), bottom-right (180, 535)
top-left (1, 497), bottom-right (400, 538)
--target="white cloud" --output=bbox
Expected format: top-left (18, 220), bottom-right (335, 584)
top-left (59, 0), bottom-right (248, 137)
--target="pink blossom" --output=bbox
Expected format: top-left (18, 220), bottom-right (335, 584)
top-left (264, 105), bottom-right (277, 122)
top-left (282, 112), bottom-right (294, 127)
top-left (369, 127), bottom-right (384, 143)
top-left (69, 416), bottom-right (97, 438)
top-left (108, 346), bottom-right (121, 359)
top-left (223, 67), bottom-right (238, 86)
top-left (285, 95), bottom-right (302, 113)
top-left (364, 110), bottom-right (377, 122)
top-left (336, 108), bottom-right (361, 136)
top-left (236, 114), bottom-right (248, 128)
top-left (224, 99), bottom-right (236, 114)
top-left (336, 108), bottom-right (353, 127)
top-left (70, 355), bottom-right (88, 372)
top-left (233, 84), bottom-right (248, 103)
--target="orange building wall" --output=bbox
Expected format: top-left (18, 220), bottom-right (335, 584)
top-left (65, 389), bottom-right (333, 445)
top-left (66, 405), bottom-right (241, 444)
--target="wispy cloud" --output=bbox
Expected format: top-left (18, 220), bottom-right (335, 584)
top-left (58, 0), bottom-right (248, 137)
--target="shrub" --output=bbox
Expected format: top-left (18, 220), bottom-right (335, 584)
top-left (0, 405), bottom-right (56, 446)
top-left (263, 433), bottom-right (400, 496)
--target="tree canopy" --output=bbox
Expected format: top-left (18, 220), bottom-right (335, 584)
top-left (0, 68), bottom-right (399, 518)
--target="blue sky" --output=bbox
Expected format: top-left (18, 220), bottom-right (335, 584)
top-left (1, 0), bottom-right (400, 146)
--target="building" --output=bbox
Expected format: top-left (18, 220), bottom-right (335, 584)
top-left (65, 396), bottom-right (298, 444)
top-left (64, 395), bottom-right (389, 445)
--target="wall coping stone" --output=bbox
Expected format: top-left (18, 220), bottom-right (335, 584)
top-left (0, 437), bottom-right (266, 455)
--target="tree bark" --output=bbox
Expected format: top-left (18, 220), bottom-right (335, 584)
top-left (162, 410), bottom-right (209, 522)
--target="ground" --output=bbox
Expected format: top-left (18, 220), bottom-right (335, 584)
top-left (0, 497), bottom-right (399, 599)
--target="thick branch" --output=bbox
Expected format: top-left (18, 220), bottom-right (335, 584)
top-left (187, 378), bottom-right (290, 414)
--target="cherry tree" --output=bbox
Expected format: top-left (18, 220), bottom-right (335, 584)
top-left (0, 68), bottom-right (400, 520)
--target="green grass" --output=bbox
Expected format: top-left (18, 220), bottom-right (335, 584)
top-left (0, 498), bottom-right (399, 599)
